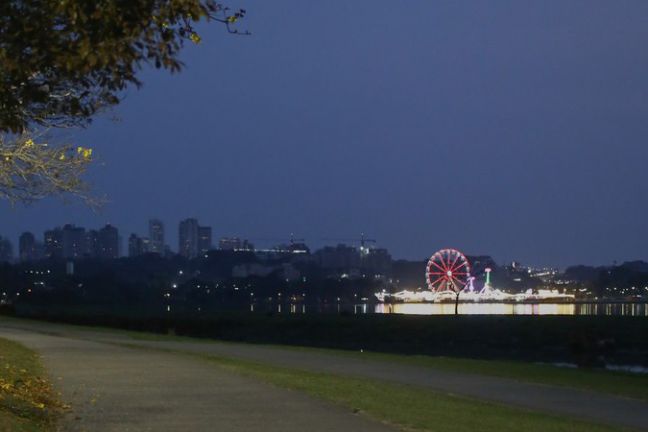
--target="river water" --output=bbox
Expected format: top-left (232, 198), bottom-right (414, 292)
top-left (370, 302), bottom-right (648, 316)
top-left (256, 302), bottom-right (648, 316)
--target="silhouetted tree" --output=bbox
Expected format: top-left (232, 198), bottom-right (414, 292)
top-left (0, 0), bottom-right (249, 203)
top-left (0, 0), bottom-right (249, 132)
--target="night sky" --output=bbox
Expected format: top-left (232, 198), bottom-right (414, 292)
top-left (2, 1), bottom-right (648, 267)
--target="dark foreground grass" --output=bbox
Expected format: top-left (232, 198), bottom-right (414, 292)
top-left (206, 355), bottom-right (633, 432)
top-left (12, 306), bottom-right (648, 363)
top-left (0, 338), bottom-right (64, 432)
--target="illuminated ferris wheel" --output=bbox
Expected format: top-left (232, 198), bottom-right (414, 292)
top-left (425, 248), bottom-right (471, 293)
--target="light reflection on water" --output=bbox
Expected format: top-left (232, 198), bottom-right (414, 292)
top-left (262, 302), bottom-right (648, 316)
top-left (372, 302), bottom-right (648, 316)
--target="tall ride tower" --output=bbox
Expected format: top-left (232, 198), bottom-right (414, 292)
top-left (479, 267), bottom-right (493, 295)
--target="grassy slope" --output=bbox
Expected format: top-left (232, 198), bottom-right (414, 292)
top-left (0, 338), bottom-right (62, 432)
top-left (208, 355), bottom-right (633, 432)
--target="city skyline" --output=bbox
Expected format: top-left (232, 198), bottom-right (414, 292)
top-left (2, 1), bottom-right (648, 267)
top-left (0, 214), bottom-right (646, 269)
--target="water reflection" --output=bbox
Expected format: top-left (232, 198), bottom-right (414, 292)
top-left (254, 302), bottom-right (648, 316)
top-left (373, 302), bottom-right (648, 316)
top-left (289, 304), bottom-right (307, 314)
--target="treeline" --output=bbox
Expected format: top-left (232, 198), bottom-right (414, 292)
top-left (0, 252), bottom-right (387, 312)
top-left (565, 261), bottom-right (648, 296)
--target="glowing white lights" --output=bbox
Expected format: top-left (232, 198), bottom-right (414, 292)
top-left (379, 248), bottom-right (576, 304)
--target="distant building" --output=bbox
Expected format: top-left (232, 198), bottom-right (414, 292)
top-left (314, 243), bottom-right (392, 277)
top-left (362, 248), bottom-right (392, 277)
top-left (315, 244), bottom-right (361, 271)
top-left (198, 226), bottom-right (212, 254)
top-left (61, 224), bottom-right (86, 259)
top-left (98, 224), bottom-right (119, 259)
top-left (85, 229), bottom-right (100, 258)
top-left (219, 237), bottom-right (241, 251)
top-left (0, 236), bottom-right (13, 263)
top-left (128, 233), bottom-right (146, 257)
top-left (44, 228), bottom-right (63, 258)
top-left (141, 237), bottom-right (151, 254)
top-left (19, 232), bottom-right (42, 262)
top-left (178, 218), bottom-right (200, 258)
top-left (148, 219), bottom-right (165, 255)
top-left (288, 242), bottom-right (309, 254)
top-left (219, 237), bottom-right (254, 251)
top-left (178, 219), bottom-right (212, 258)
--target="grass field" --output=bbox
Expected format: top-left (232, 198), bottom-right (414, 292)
top-left (0, 338), bottom-right (63, 432)
top-left (207, 355), bottom-right (634, 432)
top-left (298, 349), bottom-right (648, 401)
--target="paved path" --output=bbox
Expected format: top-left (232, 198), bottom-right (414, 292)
top-left (2, 319), bottom-right (648, 430)
top-left (0, 327), bottom-right (395, 432)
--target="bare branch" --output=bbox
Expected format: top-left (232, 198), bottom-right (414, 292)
top-left (0, 131), bottom-right (100, 206)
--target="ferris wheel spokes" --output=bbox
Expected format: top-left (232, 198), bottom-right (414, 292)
top-left (425, 248), bottom-right (471, 297)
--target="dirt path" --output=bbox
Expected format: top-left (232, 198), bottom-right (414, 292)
top-left (0, 327), bottom-right (396, 432)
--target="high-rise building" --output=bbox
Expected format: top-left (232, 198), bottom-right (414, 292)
top-left (85, 229), bottom-right (100, 258)
top-left (98, 224), bottom-right (119, 259)
top-left (141, 237), bottom-right (151, 254)
top-left (19, 231), bottom-right (42, 262)
top-left (44, 228), bottom-right (63, 258)
top-left (128, 233), bottom-right (146, 257)
top-left (148, 219), bottom-right (164, 255)
top-left (198, 226), bottom-right (212, 254)
top-left (61, 224), bottom-right (86, 259)
top-left (178, 218), bottom-right (199, 258)
top-left (0, 236), bottom-right (13, 263)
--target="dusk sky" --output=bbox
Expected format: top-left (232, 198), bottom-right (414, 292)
top-left (2, 1), bottom-right (648, 267)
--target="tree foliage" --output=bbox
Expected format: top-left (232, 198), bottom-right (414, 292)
top-left (0, 1), bottom-right (248, 203)
top-left (0, 0), bottom-right (248, 133)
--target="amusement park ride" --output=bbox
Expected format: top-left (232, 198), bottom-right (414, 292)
top-left (376, 248), bottom-right (574, 303)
